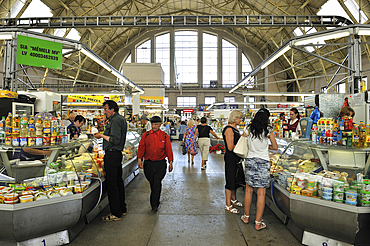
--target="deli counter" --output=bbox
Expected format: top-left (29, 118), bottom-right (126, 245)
top-left (0, 130), bottom-right (140, 245)
top-left (267, 138), bottom-right (370, 245)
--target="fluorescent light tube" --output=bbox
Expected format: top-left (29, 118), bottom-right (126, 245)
top-left (294, 31), bottom-right (350, 46)
top-left (261, 46), bottom-right (291, 69)
top-left (0, 33), bottom-right (12, 40)
top-left (358, 29), bottom-right (370, 36)
top-left (81, 48), bottom-right (112, 72)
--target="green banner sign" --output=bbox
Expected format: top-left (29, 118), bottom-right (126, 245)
top-left (16, 35), bottom-right (62, 70)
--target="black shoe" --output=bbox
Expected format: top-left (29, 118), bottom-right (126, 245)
top-left (151, 207), bottom-right (158, 212)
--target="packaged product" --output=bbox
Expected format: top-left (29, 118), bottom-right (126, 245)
top-left (19, 195), bottom-right (34, 203)
top-left (345, 190), bottom-right (358, 202)
top-left (34, 192), bottom-right (48, 200)
top-left (333, 191), bottom-right (344, 200)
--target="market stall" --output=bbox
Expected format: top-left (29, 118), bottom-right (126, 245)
top-left (267, 138), bottom-right (370, 245)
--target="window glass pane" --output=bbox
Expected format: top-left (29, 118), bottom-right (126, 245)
top-left (175, 31), bottom-right (198, 84)
top-left (222, 39), bottom-right (237, 87)
top-left (155, 33), bottom-right (170, 87)
top-left (318, 0), bottom-right (352, 28)
top-left (224, 97), bottom-right (235, 103)
top-left (177, 97), bottom-right (196, 107)
top-left (164, 97), bottom-right (169, 108)
top-left (136, 40), bottom-right (151, 63)
top-left (338, 83), bottom-right (346, 93)
top-left (242, 54), bottom-right (254, 88)
top-left (249, 97), bottom-right (255, 109)
top-left (205, 97), bottom-right (216, 105)
top-left (293, 27), bottom-right (323, 52)
top-left (125, 54), bottom-right (131, 63)
top-left (203, 33), bottom-right (217, 88)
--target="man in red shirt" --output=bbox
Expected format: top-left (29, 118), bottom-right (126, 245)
top-left (137, 116), bottom-right (173, 212)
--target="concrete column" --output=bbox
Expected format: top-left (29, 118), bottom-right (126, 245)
top-left (131, 48), bottom-right (135, 63)
top-left (151, 34), bottom-right (155, 63)
top-left (218, 35), bottom-right (222, 88)
top-left (170, 29), bottom-right (175, 88)
top-left (264, 50), bottom-right (269, 92)
top-left (198, 30), bottom-right (203, 86)
top-left (238, 47), bottom-right (242, 82)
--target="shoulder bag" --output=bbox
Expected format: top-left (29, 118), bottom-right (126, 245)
top-left (233, 130), bottom-right (249, 158)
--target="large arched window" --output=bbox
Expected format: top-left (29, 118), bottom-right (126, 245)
top-left (175, 31), bottom-right (198, 84)
top-left (155, 33), bottom-right (170, 87)
top-left (136, 40), bottom-right (151, 63)
top-left (203, 33), bottom-right (218, 88)
top-left (128, 30), bottom-right (253, 88)
top-left (242, 53), bottom-right (254, 88)
top-left (222, 39), bottom-right (237, 87)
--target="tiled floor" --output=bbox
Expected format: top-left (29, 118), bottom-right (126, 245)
top-left (70, 141), bottom-right (301, 246)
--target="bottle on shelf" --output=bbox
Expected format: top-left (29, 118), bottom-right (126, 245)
top-left (365, 124), bottom-right (370, 148)
top-left (43, 116), bottom-right (51, 146)
top-left (353, 127), bottom-right (360, 147)
top-left (0, 116), bottom-right (5, 144)
top-left (12, 113), bottom-right (20, 147)
top-left (311, 127), bottom-right (316, 144)
top-left (28, 115), bottom-right (36, 146)
top-left (5, 112), bottom-right (12, 146)
top-left (20, 114), bottom-right (28, 147)
top-left (51, 116), bottom-right (57, 146)
top-left (35, 115), bottom-right (43, 146)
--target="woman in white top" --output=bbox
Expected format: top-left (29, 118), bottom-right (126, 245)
top-left (241, 108), bottom-right (278, 231)
top-left (288, 108), bottom-right (302, 137)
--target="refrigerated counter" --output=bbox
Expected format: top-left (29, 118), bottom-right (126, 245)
top-left (267, 139), bottom-right (370, 245)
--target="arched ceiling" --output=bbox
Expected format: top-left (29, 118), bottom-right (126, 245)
top-left (1, 0), bottom-right (370, 92)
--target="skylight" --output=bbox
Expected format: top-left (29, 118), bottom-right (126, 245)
top-left (293, 27), bottom-right (323, 52)
top-left (317, 0), bottom-right (367, 25)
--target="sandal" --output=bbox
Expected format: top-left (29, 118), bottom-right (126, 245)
top-left (225, 205), bottom-right (240, 214)
top-left (191, 161), bottom-right (194, 165)
top-left (101, 213), bottom-right (122, 222)
top-left (201, 166), bottom-right (206, 170)
top-left (231, 199), bottom-right (243, 207)
top-left (240, 214), bottom-right (249, 224)
top-left (255, 220), bottom-right (267, 231)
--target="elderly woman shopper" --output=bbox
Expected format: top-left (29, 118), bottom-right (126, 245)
top-left (195, 117), bottom-right (220, 170)
top-left (241, 108), bottom-right (277, 230)
top-left (182, 119), bottom-right (197, 164)
top-left (222, 110), bottom-right (245, 214)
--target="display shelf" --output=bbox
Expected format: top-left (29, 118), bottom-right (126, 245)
top-left (267, 139), bottom-right (370, 245)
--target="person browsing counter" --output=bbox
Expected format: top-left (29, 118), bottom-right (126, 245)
top-left (67, 115), bottom-right (86, 139)
top-left (288, 108), bottom-right (302, 138)
top-left (137, 116), bottom-right (173, 212)
top-left (94, 100), bottom-right (128, 222)
top-left (140, 115), bottom-right (151, 134)
top-left (195, 117), bottom-right (221, 170)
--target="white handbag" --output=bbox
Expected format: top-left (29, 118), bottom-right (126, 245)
top-left (233, 130), bottom-right (249, 158)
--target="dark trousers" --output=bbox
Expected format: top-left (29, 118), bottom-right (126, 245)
top-left (104, 150), bottom-right (126, 217)
top-left (143, 159), bottom-right (167, 209)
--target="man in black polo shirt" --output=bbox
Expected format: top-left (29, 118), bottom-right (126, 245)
top-left (94, 100), bottom-right (127, 221)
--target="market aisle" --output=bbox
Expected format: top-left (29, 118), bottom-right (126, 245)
top-left (70, 141), bottom-right (301, 246)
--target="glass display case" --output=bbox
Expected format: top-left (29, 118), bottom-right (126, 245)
top-left (266, 139), bottom-right (370, 245)
top-left (0, 140), bottom-right (104, 244)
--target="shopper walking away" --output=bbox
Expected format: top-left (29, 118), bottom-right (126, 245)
top-left (182, 119), bottom-right (197, 165)
top-left (241, 108), bottom-right (277, 230)
top-left (195, 117), bottom-right (220, 170)
top-left (137, 116), bottom-right (173, 212)
top-left (94, 100), bottom-right (127, 221)
top-left (178, 121), bottom-right (186, 143)
top-left (222, 110), bottom-right (244, 214)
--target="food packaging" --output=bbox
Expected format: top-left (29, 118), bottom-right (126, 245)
top-left (60, 188), bottom-right (73, 196)
top-left (333, 191), bottom-right (344, 200)
top-left (84, 173), bottom-right (92, 180)
top-left (323, 187), bottom-right (333, 193)
top-left (333, 198), bottom-right (344, 203)
top-left (345, 200), bottom-right (357, 206)
top-left (47, 190), bottom-right (61, 199)
top-left (345, 190), bottom-right (358, 202)
top-left (4, 193), bottom-right (18, 201)
top-left (19, 195), bottom-right (34, 203)
top-left (360, 199), bottom-right (370, 206)
top-left (74, 184), bottom-right (85, 193)
top-left (5, 199), bottom-right (18, 204)
top-left (34, 192), bottom-right (48, 200)
top-left (301, 189), bottom-right (314, 197)
top-left (322, 192), bottom-right (333, 200)
top-left (333, 180), bottom-right (345, 192)
top-left (290, 185), bottom-right (301, 195)
top-left (21, 191), bottom-right (34, 196)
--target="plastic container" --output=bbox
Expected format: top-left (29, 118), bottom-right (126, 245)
top-left (74, 184), bottom-right (85, 193)
top-left (362, 183), bottom-right (370, 192)
top-left (290, 185), bottom-right (301, 195)
top-left (333, 191), bottom-right (344, 200)
top-left (60, 188), bottom-right (73, 196)
top-left (19, 195), bottom-right (34, 203)
top-left (322, 192), bottom-right (333, 200)
top-left (333, 198), bottom-right (343, 203)
top-left (84, 173), bottom-right (92, 180)
top-left (360, 199), bottom-right (370, 207)
top-left (301, 189), bottom-right (314, 197)
top-left (4, 193), bottom-right (18, 201)
top-left (345, 200), bottom-right (357, 206)
top-left (47, 190), bottom-right (60, 199)
top-left (34, 192), bottom-right (48, 200)
top-left (345, 190), bottom-right (358, 202)
top-left (323, 187), bottom-right (333, 193)
top-left (4, 199), bottom-right (18, 204)
top-left (333, 180), bottom-right (345, 191)
top-left (21, 191), bottom-right (34, 196)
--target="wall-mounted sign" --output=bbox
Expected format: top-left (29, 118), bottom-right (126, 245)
top-left (183, 109), bottom-right (193, 113)
top-left (68, 95), bottom-right (105, 104)
top-left (17, 35), bottom-right (62, 70)
top-left (0, 90), bottom-right (18, 99)
top-left (140, 96), bottom-right (163, 103)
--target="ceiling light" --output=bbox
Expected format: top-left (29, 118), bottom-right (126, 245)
top-left (0, 33), bottom-right (13, 40)
top-left (229, 75), bottom-right (251, 93)
top-left (261, 46), bottom-right (291, 69)
top-left (358, 29), bottom-right (370, 36)
top-left (294, 31), bottom-right (350, 46)
top-left (81, 48), bottom-right (112, 72)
